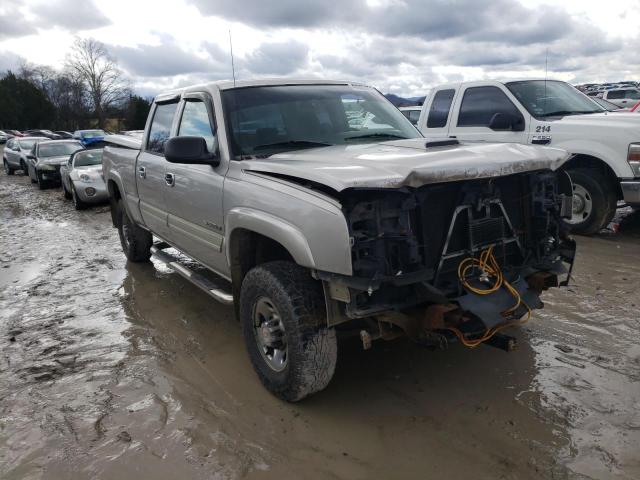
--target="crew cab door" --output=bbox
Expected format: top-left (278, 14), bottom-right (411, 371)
top-left (418, 86), bottom-right (459, 138)
top-left (163, 92), bottom-right (227, 275)
top-left (447, 85), bottom-right (529, 144)
top-left (136, 99), bottom-right (179, 239)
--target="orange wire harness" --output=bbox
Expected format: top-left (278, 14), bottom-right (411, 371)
top-left (448, 246), bottom-right (532, 348)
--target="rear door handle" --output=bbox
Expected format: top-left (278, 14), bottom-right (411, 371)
top-left (138, 166), bottom-right (146, 179)
top-left (165, 173), bottom-right (175, 187)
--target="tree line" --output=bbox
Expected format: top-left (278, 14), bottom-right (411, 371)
top-left (0, 38), bottom-right (151, 132)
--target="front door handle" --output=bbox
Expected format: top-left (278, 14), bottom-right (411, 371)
top-left (165, 173), bottom-right (175, 187)
top-left (138, 166), bottom-right (146, 179)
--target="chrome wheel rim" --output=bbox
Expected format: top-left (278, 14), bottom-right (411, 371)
top-left (253, 297), bottom-right (287, 372)
top-left (568, 183), bottom-right (593, 224)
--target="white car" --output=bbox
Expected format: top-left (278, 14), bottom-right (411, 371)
top-left (60, 149), bottom-right (108, 209)
top-left (399, 106), bottom-right (422, 125)
top-left (418, 79), bottom-right (640, 235)
top-left (601, 88), bottom-right (640, 108)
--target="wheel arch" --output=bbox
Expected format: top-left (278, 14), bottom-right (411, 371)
top-left (561, 154), bottom-right (622, 200)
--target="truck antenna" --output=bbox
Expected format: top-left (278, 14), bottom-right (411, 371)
top-left (543, 48), bottom-right (548, 115)
top-left (229, 29), bottom-right (236, 87)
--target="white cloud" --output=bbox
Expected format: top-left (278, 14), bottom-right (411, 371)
top-left (0, 0), bottom-right (638, 97)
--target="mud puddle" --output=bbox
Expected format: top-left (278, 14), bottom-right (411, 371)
top-left (1, 163), bottom-right (639, 479)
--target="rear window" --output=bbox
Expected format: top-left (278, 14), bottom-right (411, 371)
top-left (427, 89), bottom-right (455, 128)
top-left (147, 102), bottom-right (178, 154)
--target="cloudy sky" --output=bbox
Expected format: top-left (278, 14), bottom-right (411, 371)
top-left (1, 0), bottom-right (639, 97)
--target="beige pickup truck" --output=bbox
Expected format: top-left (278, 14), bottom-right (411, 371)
top-left (103, 79), bottom-right (576, 401)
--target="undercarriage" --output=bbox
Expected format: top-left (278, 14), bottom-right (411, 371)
top-left (319, 169), bottom-right (577, 351)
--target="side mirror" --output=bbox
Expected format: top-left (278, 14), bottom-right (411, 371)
top-left (164, 136), bottom-right (219, 166)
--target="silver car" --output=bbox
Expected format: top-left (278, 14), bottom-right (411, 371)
top-left (2, 136), bottom-right (48, 175)
top-left (26, 140), bottom-right (84, 189)
top-left (60, 149), bottom-right (108, 209)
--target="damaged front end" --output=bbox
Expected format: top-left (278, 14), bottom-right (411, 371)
top-left (318, 169), bottom-right (576, 351)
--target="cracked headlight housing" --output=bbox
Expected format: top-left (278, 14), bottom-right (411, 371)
top-left (628, 143), bottom-right (640, 177)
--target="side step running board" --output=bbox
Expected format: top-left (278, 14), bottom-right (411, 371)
top-left (150, 244), bottom-right (234, 305)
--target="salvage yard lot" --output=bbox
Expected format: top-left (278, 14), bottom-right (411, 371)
top-left (1, 143), bottom-right (639, 480)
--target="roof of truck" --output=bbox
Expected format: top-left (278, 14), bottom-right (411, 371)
top-left (154, 78), bottom-right (370, 102)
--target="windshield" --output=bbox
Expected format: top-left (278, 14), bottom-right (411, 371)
top-left (73, 150), bottom-right (103, 167)
top-left (81, 130), bottom-right (105, 138)
top-left (506, 80), bottom-right (605, 117)
top-left (19, 139), bottom-right (44, 150)
top-left (39, 142), bottom-right (82, 157)
top-left (222, 85), bottom-right (420, 158)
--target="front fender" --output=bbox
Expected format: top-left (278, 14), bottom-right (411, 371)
top-left (225, 207), bottom-right (352, 276)
top-left (553, 139), bottom-right (633, 178)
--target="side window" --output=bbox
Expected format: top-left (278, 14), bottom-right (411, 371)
top-left (6, 139), bottom-right (14, 150)
top-left (147, 102), bottom-right (178, 154)
top-left (178, 100), bottom-right (216, 153)
top-left (427, 89), bottom-right (455, 128)
top-left (625, 90), bottom-right (640, 100)
top-left (409, 110), bottom-right (421, 124)
top-left (606, 90), bottom-right (624, 100)
top-left (457, 86), bottom-right (521, 127)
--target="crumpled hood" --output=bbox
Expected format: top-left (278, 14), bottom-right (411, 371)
top-left (242, 139), bottom-right (570, 191)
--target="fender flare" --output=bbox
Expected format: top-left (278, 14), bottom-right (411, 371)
top-left (225, 207), bottom-right (316, 269)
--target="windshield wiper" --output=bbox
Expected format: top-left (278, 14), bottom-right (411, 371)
top-left (345, 133), bottom-right (408, 141)
top-left (252, 140), bottom-right (333, 152)
top-left (542, 110), bottom-right (600, 117)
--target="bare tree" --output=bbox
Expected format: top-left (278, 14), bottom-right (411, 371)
top-left (66, 38), bottom-right (127, 128)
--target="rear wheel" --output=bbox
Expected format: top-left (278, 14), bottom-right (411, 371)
top-left (240, 261), bottom-right (337, 402)
top-left (116, 199), bottom-right (152, 262)
top-left (3, 159), bottom-right (14, 175)
top-left (564, 169), bottom-right (617, 235)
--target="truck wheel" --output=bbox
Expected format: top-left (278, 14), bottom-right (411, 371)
top-left (240, 261), bottom-right (337, 402)
top-left (565, 169), bottom-right (617, 235)
top-left (116, 199), bottom-right (152, 262)
top-left (3, 159), bottom-right (14, 175)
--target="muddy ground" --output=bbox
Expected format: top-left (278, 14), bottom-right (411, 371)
top-left (1, 148), bottom-right (639, 480)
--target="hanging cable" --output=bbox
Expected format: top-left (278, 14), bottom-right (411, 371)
top-left (449, 246), bottom-right (532, 348)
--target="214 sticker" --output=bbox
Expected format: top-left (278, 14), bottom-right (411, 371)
top-left (535, 125), bottom-right (551, 133)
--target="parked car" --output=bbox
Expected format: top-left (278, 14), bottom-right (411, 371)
top-left (73, 129), bottom-right (106, 147)
top-left (591, 97), bottom-right (626, 111)
top-left (2, 136), bottom-right (48, 175)
top-left (418, 79), bottom-right (640, 235)
top-left (25, 140), bottom-right (83, 189)
top-left (24, 129), bottom-right (62, 140)
top-left (399, 106), bottom-right (422, 125)
top-left (60, 148), bottom-right (107, 209)
top-left (601, 88), bottom-right (640, 108)
top-left (0, 130), bottom-right (8, 144)
top-left (54, 131), bottom-right (73, 139)
top-left (103, 79), bottom-right (576, 401)
top-left (4, 130), bottom-right (24, 137)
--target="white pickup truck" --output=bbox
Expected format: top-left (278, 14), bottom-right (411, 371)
top-left (418, 79), bottom-right (640, 234)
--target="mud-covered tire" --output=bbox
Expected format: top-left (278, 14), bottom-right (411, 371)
top-left (564, 168), bottom-right (617, 236)
top-left (62, 182), bottom-right (72, 199)
top-left (240, 261), bottom-right (337, 402)
top-left (20, 161), bottom-right (28, 176)
top-left (37, 171), bottom-right (47, 190)
top-left (116, 199), bottom-right (152, 262)
top-left (3, 159), bottom-right (14, 175)
top-left (70, 182), bottom-right (87, 209)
